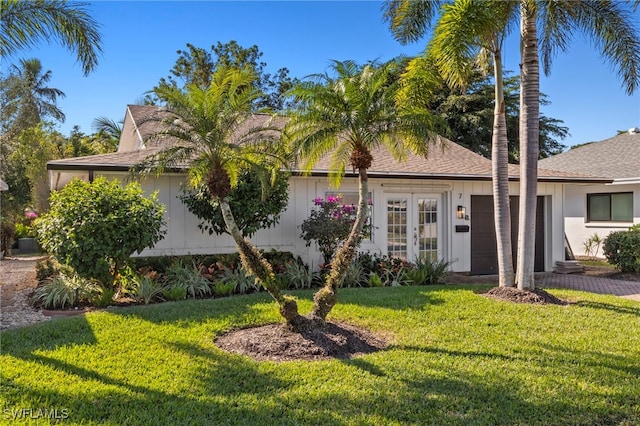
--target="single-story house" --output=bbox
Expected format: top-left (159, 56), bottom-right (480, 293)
top-left (48, 105), bottom-right (611, 274)
top-left (539, 128), bottom-right (640, 258)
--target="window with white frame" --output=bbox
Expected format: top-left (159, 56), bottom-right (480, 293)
top-left (587, 192), bottom-right (633, 222)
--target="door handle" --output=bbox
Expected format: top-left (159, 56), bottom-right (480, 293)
top-left (414, 227), bottom-right (417, 245)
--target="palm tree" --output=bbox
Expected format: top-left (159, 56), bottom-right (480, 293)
top-left (286, 59), bottom-right (444, 321)
top-left (516, 0), bottom-right (640, 289)
top-left (90, 116), bottom-right (122, 153)
top-left (135, 66), bottom-right (307, 329)
top-left (4, 58), bottom-right (65, 131)
top-left (384, 0), bottom-right (518, 287)
top-left (386, 1), bottom-right (640, 290)
top-left (0, 0), bottom-right (102, 75)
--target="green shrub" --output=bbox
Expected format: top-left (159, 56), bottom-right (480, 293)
top-left (212, 281), bottom-right (234, 297)
top-left (30, 273), bottom-right (98, 309)
top-left (602, 228), bottom-right (640, 273)
top-left (219, 268), bottom-right (259, 294)
top-left (91, 287), bottom-right (116, 308)
top-left (133, 276), bottom-right (166, 304)
top-left (35, 177), bottom-right (166, 286)
top-left (405, 257), bottom-right (451, 286)
top-left (162, 287), bottom-right (187, 301)
top-left (368, 272), bottom-right (384, 287)
top-left (281, 261), bottom-right (317, 289)
top-left (165, 260), bottom-right (212, 298)
top-left (179, 170), bottom-right (289, 238)
top-left (14, 222), bottom-right (34, 238)
top-left (35, 257), bottom-right (71, 284)
top-left (338, 261), bottom-right (368, 288)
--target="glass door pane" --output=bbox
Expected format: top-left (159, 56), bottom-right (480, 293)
top-left (416, 197), bottom-right (438, 262)
top-left (387, 198), bottom-right (408, 260)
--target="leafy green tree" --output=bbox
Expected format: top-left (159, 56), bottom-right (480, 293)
top-left (179, 170), bottom-right (289, 238)
top-left (0, 59), bottom-right (66, 220)
top-left (36, 177), bottom-right (166, 287)
top-left (0, 0), bottom-right (102, 75)
top-left (149, 41), bottom-right (296, 111)
top-left (516, 0), bottom-right (640, 289)
top-left (135, 66), bottom-right (303, 329)
top-left (10, 123), bottom-right (65, 212)
top-left (425, 70), bottom-right (567, 160)
top-left (63, 125), bottom-right (97, 157)
top-left (287, 58), bottom-right (444, 321)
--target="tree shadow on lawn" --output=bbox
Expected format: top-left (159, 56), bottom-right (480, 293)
top-left (149, 339), bottom-right (557, 425)
top-left (386, 344), bottom-right (637, 424)
top-left (574, 300), bottom-right (640, 317)
top-left (105, 291), bottom-right (279, 326)
top-left (533, 341), bottom-right (640, 377)
top-left (335, 285), bottom-right (447, 311)
top-left (0, 315), bottom-right (98, 353)
top-left (2, 340), bottom-right (326, 425)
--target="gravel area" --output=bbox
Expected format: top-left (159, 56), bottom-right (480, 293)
top-left (0, 256), bottom-right (51, 330)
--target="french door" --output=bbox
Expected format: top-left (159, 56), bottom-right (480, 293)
top-left (386, 194), bottom-right (440, 262)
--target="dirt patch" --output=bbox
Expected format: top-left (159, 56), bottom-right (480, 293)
top-left (482, 286), bottom-right (568, 305)
top-left (215, 321), bottom-right (388, 362)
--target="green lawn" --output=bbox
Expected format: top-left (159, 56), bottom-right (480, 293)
top-left (1, 285), bottom-right (639, 425)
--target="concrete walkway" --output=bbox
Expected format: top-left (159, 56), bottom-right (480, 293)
top-left (538, 273), bottom-right (640, 302)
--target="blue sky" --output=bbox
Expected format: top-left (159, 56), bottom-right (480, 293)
top-left (5, 0), bottom-right (640, 149)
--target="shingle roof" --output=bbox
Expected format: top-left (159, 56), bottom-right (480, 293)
top-left (539, 131), bottom-right (640, 179)
top-left (48, 105), bottom-right (611, 184)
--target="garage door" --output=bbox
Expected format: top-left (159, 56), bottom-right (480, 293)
top-left (471, 196), bottom-right (544, 275)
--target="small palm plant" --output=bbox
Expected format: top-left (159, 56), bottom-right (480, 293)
top-left (134, 65), bottom-right (309, 330)
top-left (286, 58), bottom-right (445, 323)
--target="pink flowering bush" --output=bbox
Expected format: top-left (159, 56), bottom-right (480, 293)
top-left (300, 196), bottom-right (369, 264)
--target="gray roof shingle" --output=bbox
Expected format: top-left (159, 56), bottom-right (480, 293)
top-left (539, 131), bottom-right (640, 179)
top-left (49, 105), bottom-right (611, 184)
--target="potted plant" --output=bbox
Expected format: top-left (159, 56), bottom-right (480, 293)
top-left (16, 210), bottom-right (39, 254)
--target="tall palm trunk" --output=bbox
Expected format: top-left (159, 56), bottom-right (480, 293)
top-left (311, 168), bottom-right (370, 321)
top-left (219, 197), bottom-right (307, 328)
top-left (516, 0), bottom-right (540, 290)
top-left (491, 46), bottom-right (515, 288)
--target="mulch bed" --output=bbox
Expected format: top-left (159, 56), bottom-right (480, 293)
top-left (215, 321), bottom-right (388, 362)
top-left (482, 286), bottom-right (568, 305)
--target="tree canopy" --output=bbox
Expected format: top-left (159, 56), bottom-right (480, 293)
top-left (148, 41), bottom-right (297, 112)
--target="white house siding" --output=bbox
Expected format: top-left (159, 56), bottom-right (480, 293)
top-left (563, 183), bottom-right (640, 258)
top-left (95, 171), bottom-right (567, 273)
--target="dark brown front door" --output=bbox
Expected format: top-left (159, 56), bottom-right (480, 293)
top-left (470, 196), bottom-right (545, 275)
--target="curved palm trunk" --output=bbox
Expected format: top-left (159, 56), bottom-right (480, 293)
top-left (219, 197), bottom-right (308, 329)
top-left (491, 47), bottom-right (515, 288)
top-left (311, 168), bottom-right (370, 321)
top-left (516, 0), bottom-right (540, 290)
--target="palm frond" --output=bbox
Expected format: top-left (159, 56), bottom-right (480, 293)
top-left (382, 0), bottom-right (446, 44)
top-left (0, 0), bottom-right (103, 75)
top-left (540, 0), bottom-right (640, 95)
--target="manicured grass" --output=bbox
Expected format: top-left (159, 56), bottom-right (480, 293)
top-left (1, 285), bottom-right (639, 425)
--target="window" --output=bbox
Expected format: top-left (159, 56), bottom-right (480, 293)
top-left (587, 192), bottom-right (633, 222)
